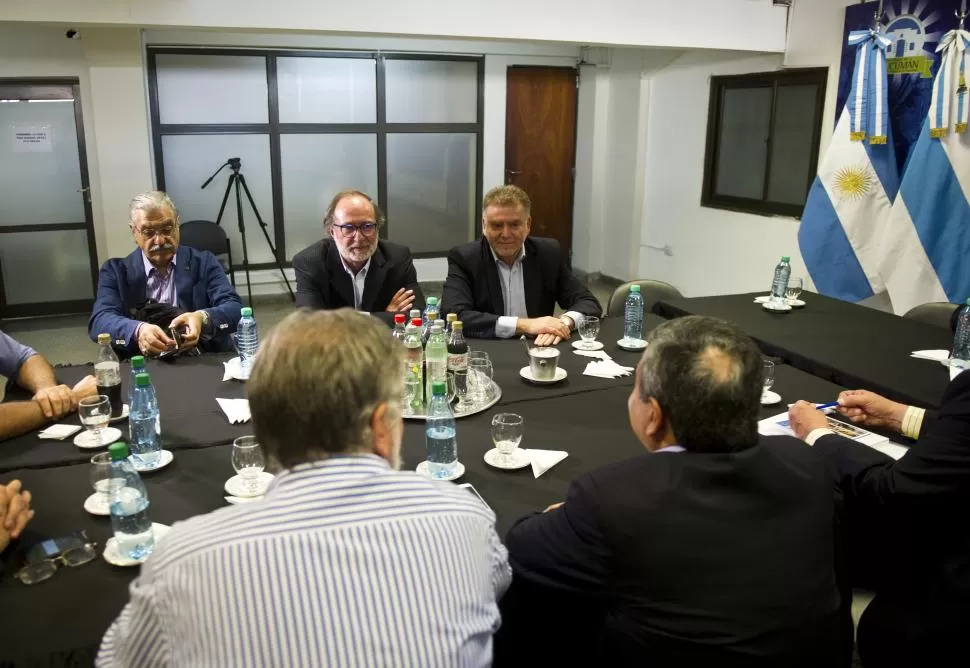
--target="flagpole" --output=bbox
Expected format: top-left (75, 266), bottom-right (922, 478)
top-left (958, 0), bottom-right (967, 30)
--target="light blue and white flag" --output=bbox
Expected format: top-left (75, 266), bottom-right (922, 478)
top-left (798, 27), bottom-right (899, 302)
top-left (880, 28), bottom-right (970, 314)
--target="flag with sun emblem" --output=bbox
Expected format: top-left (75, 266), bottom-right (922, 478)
top-left (879, 28), bottom-right (970, 314)
top-left (798, 27), bottom-right (899, 302)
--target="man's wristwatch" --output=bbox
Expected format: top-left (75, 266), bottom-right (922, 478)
top-left (198, 310), bottom-right (211, 334)
top-left (560, 315), bottom-right (574, 331)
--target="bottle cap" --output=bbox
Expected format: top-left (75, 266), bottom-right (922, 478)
top-left (411, 318), bottom-right (423, 327)
top-left (108, 442), bottom-right (129, 461)
top-left (630, 285), bottom-right (641, 293)
top-left (434, 319), bottom-right (445, 328)
top-left (966, 298), bottom-right (970, 306)
top-left (453, 321), bottom-right (463, 331)
top-left (97, 333), bottom-right (111, 345)
top-left (446, 313), bottom-right (457, 323)
top-left (131, 355), bottom-right (146, 369)
top-left (431, 381), bottom-right (447, 396)
top-left (394, 313), bottom-right (406, 324)
top-left (427, 297), bottom-right (438, 306)
top-left (135, 372), bottom-right (151, 387)
top-left (241, 307), bottom-right (253, 317)
top-left (409, 309), bottom-right (421, 318)
top-left (781, 256), bottom-right (790, 262)
top-left (430, 325), bottom-right (443, 334)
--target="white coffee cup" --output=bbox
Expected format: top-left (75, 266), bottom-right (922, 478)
top-left (528, 347), bottom-right (560, 381)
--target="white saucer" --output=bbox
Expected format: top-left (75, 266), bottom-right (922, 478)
top-left (484, 448), bottom-right (530, 470)
top-left (519, 366), bottom-right (568, 384)
top-left (224, 471), bottom-right (274, 498)
top-left (103, 523), bottom-right (170, 567)
top-left (74, 426), bottom-right (123, 449)
top-left (762, 301), bottom-right (792, 313)
top-left (571, 340), bottom-right (605, 351)
top-left (225, 494), bottom-right (263, 505)
top-left (416, 460), bottom-right (466, 481)
top-left (761, 390), bottom-right (782, 406)
top-left (83, 493), bottom-right (110, 516)
top-left (109, 405), bottom-right (129, 423)
top-left (787, 298), bottom-right (806, 308)
top-left (616, 338), bottom-right (647, 352)
top-left (132, 449), bottom-right (174, 473)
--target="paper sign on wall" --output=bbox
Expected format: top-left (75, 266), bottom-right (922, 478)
top-left (12, 123), bottom-right (52, 152)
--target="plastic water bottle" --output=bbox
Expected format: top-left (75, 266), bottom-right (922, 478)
top-left (423, 297), bottom-right (440, 343)
top-left (129, 372), bottom-right (161, 469)
top-left (95, 333), bottom-right (123, 418)
top-left (127, 355), bottom-right (145, 412)
top-left (391, 313), bottom-right (407, 342)
top-left (623, 285), bottom-right (644, 343)
top-left (108, 442), bottom-right (155, 560)
top-left (403, 318), bottom-right (425, 412)
top-left (952, 299), bottom-right (970, 362)
top-left (770, 256), bottom-right (792, 305)
top-left (425, 381), bottom-right (458, 479)
top-left (237, 307), bottom-right (258, 380)
top-left (425, 324), bottom-right (448, 403)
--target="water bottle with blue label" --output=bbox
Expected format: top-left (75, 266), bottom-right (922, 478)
top-left (425, 381), bottom-right (458, 479)
top-left (952, 299), bottom-right (970, 364)
top-left (237, 307), bottom-right (259, 380)
top-left (108, 442), bottom-right (155, 560)
top-left (770, 256), bottom-right (792, 305)
top-left (623, 285), bottom-right (644, 343)
top-left (129, 372), bottom-right (161, 469)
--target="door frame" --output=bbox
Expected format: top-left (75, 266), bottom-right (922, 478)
top-left (503, 65), bottom-right (580, 258)
top-left (0, 78), bottom-right (99, 319)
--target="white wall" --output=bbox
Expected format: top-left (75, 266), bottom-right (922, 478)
top-left (8, 0), bottom-right (788, 53)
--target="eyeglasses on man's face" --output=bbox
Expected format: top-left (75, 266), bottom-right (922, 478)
top-left (134, 224), bottom-right (176, 239)
top-left (333, 222), bottom-right (379, 237)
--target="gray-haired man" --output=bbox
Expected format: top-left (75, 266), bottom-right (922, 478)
top-left (99, 309), bottom-right (511, 667)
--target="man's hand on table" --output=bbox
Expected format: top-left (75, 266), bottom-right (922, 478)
top-left (169, 311), bottom-right (204, 350)
top-left (520, 317), bottom-right (570, 347)
top-left (787, 401), bottom-right (830, 441)
top-left (137, 324), bottom-right (175, 356)
top-left (32, 385), bottom-right (76, 420)
top-left (0, 480), bottom-right (34, 554)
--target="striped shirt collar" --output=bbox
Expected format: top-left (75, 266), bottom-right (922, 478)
top-left (141, 248), bottom-right (177, 277)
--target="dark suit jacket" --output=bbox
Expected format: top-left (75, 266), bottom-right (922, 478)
top-left (440, 237), bottom-right (602, 339)
top-left (501, 436), bottom-right (845, 667)
top-left (813, 370), bottom-right (970, 667)
top-left (88, 246), bottom-right (243, 356)
top-left (292, 238), bottom-right (425, 326)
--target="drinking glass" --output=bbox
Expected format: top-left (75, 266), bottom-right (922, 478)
top-left (491, 413), bottom-right (524, 467)
top-left (469, 358), bottom-right (494, 407)
top-left (90, 452), bottom-right (115, 508)
top-left (452, 369), bottom-right (469, 412)
top-left (762, 360), bottom-right (775, 400)
top-left (78, 395), bottom-right (111, 446)
top-left (786, 277), bottom-right (804, 304)
top-left (577, 316), bottom-right (601, 350)
top-left (231, 436), bottom-right (265, 496)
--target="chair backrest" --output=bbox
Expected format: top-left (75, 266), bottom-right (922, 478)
top-left (179, 220), bottom-right (230, 257)
top-left (903, 301), bottom-right (959, 329)
top-left (606, 279), bottom-right (683, 318)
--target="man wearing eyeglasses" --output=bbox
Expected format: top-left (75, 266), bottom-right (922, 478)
top-left (292, 190), bottom-right (425, 324)
top-left (89, 191), bottom-right (243, 357)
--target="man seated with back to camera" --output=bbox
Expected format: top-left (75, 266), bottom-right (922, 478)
top-left (441, 185), bottom-right (601, 345)
top-left (499, 316), bottom-right (847, 668)
top-left (88, 191), bottom-right (243, 359)
top-left (98, 309), bottom-right (511, 667)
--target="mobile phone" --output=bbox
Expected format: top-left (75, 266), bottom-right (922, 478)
top-left (457, 483), bottom-right (492, 512)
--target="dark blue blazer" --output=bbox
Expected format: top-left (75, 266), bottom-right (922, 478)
top-left (88, 246), bottom-right (243, 355)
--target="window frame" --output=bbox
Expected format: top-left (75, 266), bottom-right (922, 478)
top-left (146, 47), bottom-right (485, 268)
top-left (701, 67), bottom-right (828, 218)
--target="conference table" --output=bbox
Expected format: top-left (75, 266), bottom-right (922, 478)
top-left (655, 291), bottom-right (954, 409)
top-left (0, 314), bottom-right (856, 666)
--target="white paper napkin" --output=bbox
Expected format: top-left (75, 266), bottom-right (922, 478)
top-left (526, 449), bottom-right (568, 478)
top-left (583, 359), bottom-right (634, 379)
top-left (37, 423), bottom-right (83, 440)
top-left (223, 357), bottom-right (245, 381)
top-left (911, 349), bottom-right (950, 362)
top-left (216, 398), bottom-right (251, 424)
top-left (573, 349), bottom-right (612, 360)
top-left (753, 295), bottom-right (771, 304)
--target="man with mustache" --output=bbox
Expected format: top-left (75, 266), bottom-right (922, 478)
top-left (89, 191), bottom-right (243, 356)
top-left (292, 190), bottom-right (425, 324)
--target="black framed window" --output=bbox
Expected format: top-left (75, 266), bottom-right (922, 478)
top-left (146, 48), bottom-right (484, 270)
top-left (701, 68), bottom-right (827, 217)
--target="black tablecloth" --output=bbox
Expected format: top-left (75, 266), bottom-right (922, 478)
top-left (655, 291), bottom-right (953, 408)
top-left (0, 354), bottom-right (848, 665)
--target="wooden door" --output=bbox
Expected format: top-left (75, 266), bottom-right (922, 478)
top-left (505, 66), bottom-right (578, 257)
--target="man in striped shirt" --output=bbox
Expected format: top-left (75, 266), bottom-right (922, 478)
top-left (98, 309), bottom-right (511, 667)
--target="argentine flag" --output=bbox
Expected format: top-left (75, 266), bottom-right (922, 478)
top-left (880, 29), bottom-right (970, 315)
top-left (798, 28), bottom-right (898, 302)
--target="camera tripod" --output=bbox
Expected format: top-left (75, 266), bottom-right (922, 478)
top-left (201, 157), bottom-right (294, 304)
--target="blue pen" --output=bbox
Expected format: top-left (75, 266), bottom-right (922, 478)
top-left (814, 401), bottom-right (839, 411)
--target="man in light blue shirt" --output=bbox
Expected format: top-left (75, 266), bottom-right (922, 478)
top-left (99, 309), bottom-right (511, 667)
top-left (0, 331), bottom-right (95, 441)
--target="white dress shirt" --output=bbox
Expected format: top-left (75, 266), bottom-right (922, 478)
top-left (491, 246), bottom-right (583, 338)
top-left (97, 455), bottom-right (511, 667)
top-left (340, 256), bottom-right (371, 310)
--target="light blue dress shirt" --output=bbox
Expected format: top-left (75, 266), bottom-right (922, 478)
top-left (339, 256), bottom-right (371, 310)
top-left (141, 251), bottom-right (177, 307)
top-left (491, 246), bottom-right (583, 338)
